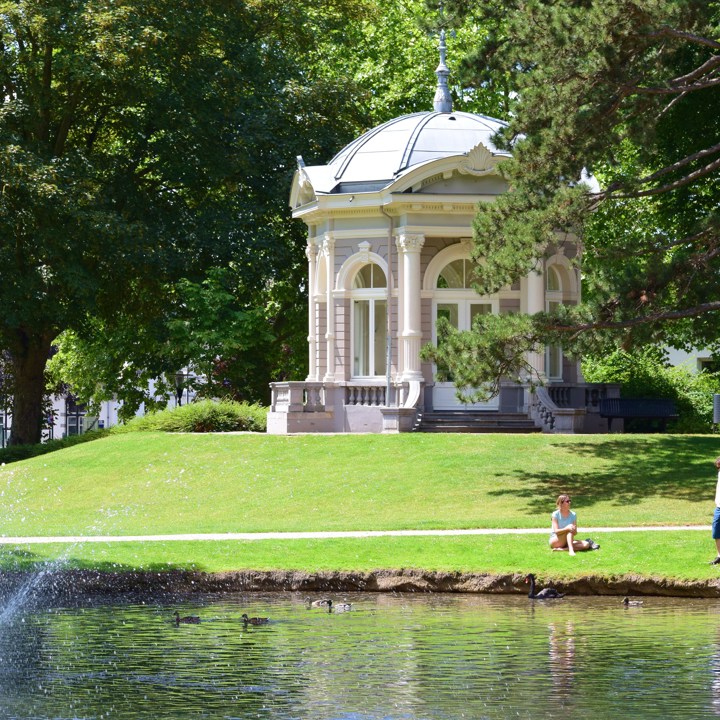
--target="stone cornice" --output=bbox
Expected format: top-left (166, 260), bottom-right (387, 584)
top-left (293, 192), bottom-right (499, 224)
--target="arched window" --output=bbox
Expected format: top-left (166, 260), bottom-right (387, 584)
top-left (351, 263), bottom-right (387, 377)
top-left (434, 258), bottom-right (493, 330)
top-left (353, 262), bottom-right (387, 289)
top-left (546, 266), bottom-right (561, 293)
top-left (437, 258), bottom-right (473, 289)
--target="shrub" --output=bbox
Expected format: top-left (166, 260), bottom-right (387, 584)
top-left (582, 348), bottom-right (720, 433)
top-left (0, 429), bottom-right (110, 465)
top-left (116, 399), bottom-right (268, 433)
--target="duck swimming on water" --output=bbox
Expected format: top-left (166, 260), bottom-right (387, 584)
top-left (330, 600), bottom-right (352, 612)
top-left (525, 574), bottom-right (565, 600)
top-left (242, 613), bottom-right (269, 625)
top-left (173, 611), bottom-right (201, 625)
top-left (307, 598), bottom-right (332, 608)
top-left (622, 597), bottom-right (643, 607)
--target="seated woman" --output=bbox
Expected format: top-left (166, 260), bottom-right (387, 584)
top-left (549, 494), bottom-right (599, 555)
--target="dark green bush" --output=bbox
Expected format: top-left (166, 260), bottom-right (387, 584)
top-left (115, 399), bottom-right (268, 433)
top-left (0, 429), bottom-right (110, 465)
top-left (582, 348), bottom-right (720, 433)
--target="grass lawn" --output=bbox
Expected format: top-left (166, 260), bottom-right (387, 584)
top-left (0, 530), bottom-right (717, 581)
top-left (1, 431), bottom-right (719, 581)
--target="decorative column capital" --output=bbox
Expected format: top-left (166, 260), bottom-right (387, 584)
top-left (306, 242), bottom-right (319, 261)
top-left (322, 232), bottom-right (335, 255)
top-left (396, 233), bottom-right (425, 254)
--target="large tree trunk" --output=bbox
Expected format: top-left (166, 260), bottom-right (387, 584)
top-left (8, 330), bottom-right (54, 446)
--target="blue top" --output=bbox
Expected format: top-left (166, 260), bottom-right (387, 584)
top-left (551, 509), bottom-right (577, 532)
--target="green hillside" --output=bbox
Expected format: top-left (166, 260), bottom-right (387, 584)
top-left (1, 432), bottom-right (719, 580)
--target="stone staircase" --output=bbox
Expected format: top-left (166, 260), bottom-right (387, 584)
top-left (415, 410), bottom-right (541, 433)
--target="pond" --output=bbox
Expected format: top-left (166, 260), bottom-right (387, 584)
top-left (1, 590), bottom-right (720, 719)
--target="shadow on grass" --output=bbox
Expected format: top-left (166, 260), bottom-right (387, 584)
top-left (489, 436), bottom-right (720, 514)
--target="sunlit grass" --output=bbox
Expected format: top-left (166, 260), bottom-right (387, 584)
top-left (1, 432), bottom-right (718, 536)
top-left (0, 529), bottom-right (716, 581)
top-left (1, 432), bottom-right (719, 580)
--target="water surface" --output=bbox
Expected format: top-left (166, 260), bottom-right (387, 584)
top-left (1, 592), bottom-right (719, 719)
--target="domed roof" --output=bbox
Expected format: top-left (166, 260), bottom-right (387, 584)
top-left (293, 33), bottom-right (511, 201)
top-left (300, 111), bottom-right (510, 197)
top-left (332, 111), bottom-right (507, 183)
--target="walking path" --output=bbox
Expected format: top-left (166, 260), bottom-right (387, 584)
top-left (0, 525), bottom-right (710, 544)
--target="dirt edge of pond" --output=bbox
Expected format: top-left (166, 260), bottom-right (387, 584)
top-left (4, 569), bottom-right (720, 599)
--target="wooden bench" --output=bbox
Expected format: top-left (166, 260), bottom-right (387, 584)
top-left (599, 398), bottom-right (679, 432)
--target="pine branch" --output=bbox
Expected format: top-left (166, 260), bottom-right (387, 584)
top-left (551, 301), bottom-right (720, 338)
top-left (590, 226), bottom-right (717, 259)
top-left (627, 76), bottom-right (720, 94)
top-left (671, 55), bottom-right (720, 85)
top-left (595, 147), bottom-right (720, 201)
top-left (646, 26), bottom-right (720, 51)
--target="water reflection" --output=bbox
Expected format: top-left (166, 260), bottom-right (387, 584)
top-left (548, 621), bottom-right (575, 706)
top-left (1, 592), bottom-right (720, 719)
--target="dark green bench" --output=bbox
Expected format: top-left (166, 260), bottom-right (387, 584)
top-left (599, 398), bottom-right (679, 432)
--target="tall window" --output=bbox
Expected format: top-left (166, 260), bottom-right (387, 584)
top-left (429, 251), bottom-right (500, 409)
top-left (352, 263), bottom-right (387, 377)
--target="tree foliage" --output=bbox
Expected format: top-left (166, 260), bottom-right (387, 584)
top-left (0, 0), bottom-right (369, 442)
top-left (428, 0), bottom-right (720, 392)
top-left (40, 0), bottom-right (513, 426)
top-left (420, 313), bottom-right (540, 401)
top-left (582, 348), bottom-right (720, 432)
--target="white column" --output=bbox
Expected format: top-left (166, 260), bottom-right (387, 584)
top-left (396, 233), bottom-right (425, 381)
top-left (526, 261), bottom-right (545, 378)
top-left (323, 233), bottom-right (336, 382)
top-left (306, 241), bottom-right (319, 381)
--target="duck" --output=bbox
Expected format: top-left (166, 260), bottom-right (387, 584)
top-left (242, 613), bottom-right (269, 626)
top-left (622, 596), bottom-right (643, 607)
top-left (329, 600), bottom-right (352, 612)
top-left (307, 598), bottom-right (332, 608)
top-left (173, 611), bottom-right (201, 625)
top-left (525, 573), bottom-right (565, 600)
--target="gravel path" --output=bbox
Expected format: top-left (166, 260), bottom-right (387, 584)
top-left (0, 525), bottom-right (710, 544)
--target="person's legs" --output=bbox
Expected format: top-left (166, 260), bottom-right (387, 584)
top-left (566, 531), bottom-right (576, 555)
top-left (712, 507), bottom-right (720, 563)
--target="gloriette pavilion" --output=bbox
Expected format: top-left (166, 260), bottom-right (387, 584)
top-left (268, 36), bottom-right (616, 434)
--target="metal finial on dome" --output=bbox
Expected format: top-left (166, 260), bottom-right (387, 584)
top-left (433, 29), bottom-right (452, 113)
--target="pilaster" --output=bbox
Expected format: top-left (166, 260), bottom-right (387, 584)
top-left (396, 232), bottom-right (425, 381)
top-left (526, 261), bottom-right (545, 379)
top-left (322, 233), bottom-right (336, 381)
top-left (306, 241), bottom-right (319, 381)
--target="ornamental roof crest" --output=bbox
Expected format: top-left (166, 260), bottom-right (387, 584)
top-left (458, 142), bottom-right (499, 177)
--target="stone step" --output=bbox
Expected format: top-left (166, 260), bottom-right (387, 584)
top-left (416, 411), bottom-right (540, 434)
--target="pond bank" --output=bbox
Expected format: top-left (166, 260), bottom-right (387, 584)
top-left (4, 568), bottom-right (720, 600)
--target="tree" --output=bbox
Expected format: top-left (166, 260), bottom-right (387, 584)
top-left (424, 0), bottom-right (720, 395)
top-left (43, 0), bottom-right (511, 420)
top-left (0, 0), bottom-right (370, 443)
